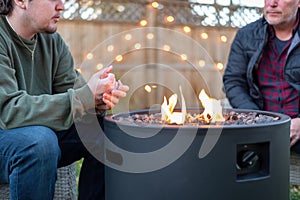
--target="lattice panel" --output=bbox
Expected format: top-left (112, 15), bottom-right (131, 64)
top-left (155, 1), bottom-right (262, 27)
top-left (62, 0), bottom-right (262, 28)
top-left (63, 0), bottom-right (146, 22)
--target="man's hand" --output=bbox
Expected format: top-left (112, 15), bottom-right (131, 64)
top-left (290, 118), bottom-right (300, 147)
top-left (87, 66), bottom-right (129, 111)
top-left (102, 80), bottom-right (129, 110)
top-left (92, 73), bottom-right (117, 111)
top-left (87, 70), bottom-right (115, 96)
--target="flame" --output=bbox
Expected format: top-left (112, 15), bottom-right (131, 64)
top-left (198, 89), bottom-right (225, 123)
top-left (161, 88), bottom-right (224, 124)
top-left (161, 87), bottom-right (186, 124)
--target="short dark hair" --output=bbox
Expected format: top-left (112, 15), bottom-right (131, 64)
top-left (0, 0), bottom-right (13, 15)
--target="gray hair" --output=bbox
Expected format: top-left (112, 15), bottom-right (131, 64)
top-left (0, 0), bottom-right (12, 15)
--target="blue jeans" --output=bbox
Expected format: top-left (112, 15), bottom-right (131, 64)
top-left (0, 117), bottom-right (105, 200)
top-left (291, 140), bottom-right (300, 154)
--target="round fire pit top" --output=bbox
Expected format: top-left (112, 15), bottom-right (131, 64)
top-left (105, 108), bottom-right (291, 129)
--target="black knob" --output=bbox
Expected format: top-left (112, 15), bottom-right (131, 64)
top-left (237, 150), bottom-right (259, 169)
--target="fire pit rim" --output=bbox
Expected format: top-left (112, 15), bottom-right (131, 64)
top-left (105, 108), bottom-right (291, 130)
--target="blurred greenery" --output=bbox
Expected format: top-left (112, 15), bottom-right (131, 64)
top-left (290, 185), bottom-right (300, 200)
top-left (76, 159), bottom-right (83, 185)
top-left (76, 160), bottom-right (300, 199)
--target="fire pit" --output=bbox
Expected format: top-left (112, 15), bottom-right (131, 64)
top-left (103, 108), bottom-right (290, 200)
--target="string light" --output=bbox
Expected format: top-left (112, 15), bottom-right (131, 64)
top-left (199, 60), bottom-right (206, 67)
top-left (151, 2), bottom-right (159, 9)
top-left (134, 43), bottom-right (142, 49)
top-left (124, 34), bottom-right (132, 41)
top-left (115, 55), bottom-right (123, 62)
top-left (107, 45), bottom-right (114, 52)
top-left (200, 32), bottom-right (209, 39)
top-left (220, 35), bottom-right (227, 43)
top-left (139, 19), bottom-right (148, 26)
top-left (180, 54), bottom-right (188, 61)
top-left (86, 52), bottom-right (94, 60)
top-left (163, 45), bottom-right (171, 51)
top-left (216, 62), bottom-right (224, 70)
top-left (146, 33), bottom-right (154, 40)
top-left (80, 24), bottom-right (230, 83)
top-left (165, 15), bottom-right (175, 23)
top-left (96, 63), bottom-right (104, 70)
top-left (183, 26), bottom-right (191, 33)
top-left (116, 4), bottom-right (125, 12)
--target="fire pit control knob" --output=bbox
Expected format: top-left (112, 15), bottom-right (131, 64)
top-left (237, 150), bottom-right (259, 169)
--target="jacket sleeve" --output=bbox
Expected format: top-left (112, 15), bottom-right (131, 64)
top-left (223, 29), bottom-right (260, 110)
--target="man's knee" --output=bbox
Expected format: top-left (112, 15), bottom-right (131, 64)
top-left (292, 140), bottom-right (300, 154)
top-left (13, 126), bottom-right (60, 163)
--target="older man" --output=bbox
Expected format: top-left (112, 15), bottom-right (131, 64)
top-left (223, 0), bottom-right (300, 152)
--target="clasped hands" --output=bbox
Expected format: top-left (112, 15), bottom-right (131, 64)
top-left (87, 65), bottom-right (129, 111)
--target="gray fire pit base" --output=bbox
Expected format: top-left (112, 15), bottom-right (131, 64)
top-left (104, 110), bottom-right (290, 200)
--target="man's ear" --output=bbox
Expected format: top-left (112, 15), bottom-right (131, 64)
top-left (13, 0), bottom-right (26, 9)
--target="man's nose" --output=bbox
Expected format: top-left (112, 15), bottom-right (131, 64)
top-left (57, 0), bottom-right (65, 11)
top-left (269, 0), bottom-right (278, 7)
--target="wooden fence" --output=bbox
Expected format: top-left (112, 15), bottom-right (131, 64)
top-left (57, 20), bottom-right (237, 111)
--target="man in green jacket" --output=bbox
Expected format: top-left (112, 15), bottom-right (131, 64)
top-left (0, 0), bottom-right (129, 199)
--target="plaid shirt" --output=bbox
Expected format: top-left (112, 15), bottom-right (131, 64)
top-left (257, 19), bottom-right (300, 118)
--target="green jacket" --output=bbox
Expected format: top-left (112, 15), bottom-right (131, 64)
top-left (0, 16), bottom-right (94, 131)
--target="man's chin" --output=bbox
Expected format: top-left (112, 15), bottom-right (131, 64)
top-left (45, 28), bottom-right (57, 34)
top-left (266, 18), bottom-right (283, 26)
